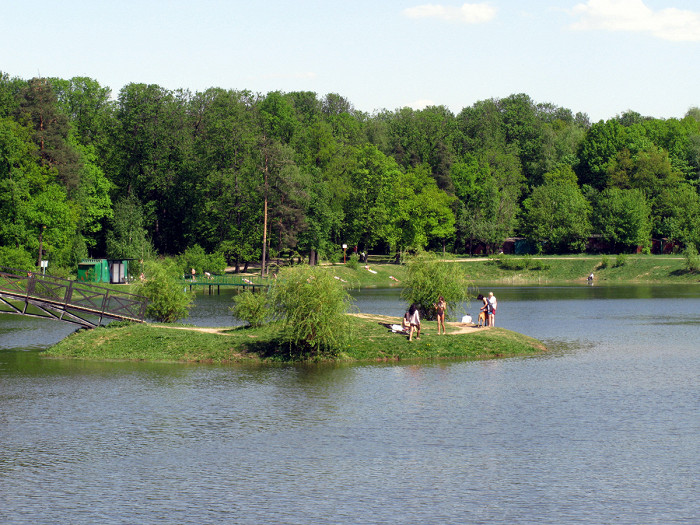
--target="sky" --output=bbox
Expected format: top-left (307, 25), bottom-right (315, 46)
top-left (2, 0), bottom-right (699, 122)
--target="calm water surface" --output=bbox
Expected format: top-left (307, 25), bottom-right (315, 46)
top-left (1, 285), bottom-right (698, 524)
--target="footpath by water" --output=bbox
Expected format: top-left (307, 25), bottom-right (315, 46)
top-left (1, 285), bottom-right (698, 524)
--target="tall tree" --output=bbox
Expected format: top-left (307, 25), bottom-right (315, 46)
top-left (16, 78), bottom-right (81, 191)
top-left (520, 180), bottom-right (591, 253)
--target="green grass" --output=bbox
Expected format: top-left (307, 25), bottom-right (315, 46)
top-left (44, 315), bottom-right (545, 364)
top-left (313, 254), bottom-right (698, 288)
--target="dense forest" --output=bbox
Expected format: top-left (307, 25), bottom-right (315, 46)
top-left (1, 72), bottom-right (700, 274)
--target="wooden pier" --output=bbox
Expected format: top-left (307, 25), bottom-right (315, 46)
top-left (182, 274), bottom-right (270, 294)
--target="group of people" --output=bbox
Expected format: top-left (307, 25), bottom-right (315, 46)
top-left (477, 292), bottom-right (497, 327)
top-left (400, 292), bottom-right (497, 340)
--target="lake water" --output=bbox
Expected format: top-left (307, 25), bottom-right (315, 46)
top-left (1, 285), bottom-right (698, 524)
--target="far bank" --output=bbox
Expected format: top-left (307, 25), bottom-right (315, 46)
top-left (312, 254), bottom-right (698, 289)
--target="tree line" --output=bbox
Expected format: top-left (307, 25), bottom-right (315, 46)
top-left (1, 72), bottom-right (700, 274)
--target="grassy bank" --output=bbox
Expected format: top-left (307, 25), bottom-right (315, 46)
top-left (319, 254), bottom-right (697, 288)
top-left (44, 314), bottom-right (545, 364)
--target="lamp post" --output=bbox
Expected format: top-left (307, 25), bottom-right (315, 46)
top-left (342, 244), bottom-right (347, 264)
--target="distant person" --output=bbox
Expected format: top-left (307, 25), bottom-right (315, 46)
top-left (191, 268), bottom-right (196, 281)
top-left (488, 292), bottom-right (497, 327)
top-left (435, 296), bottom-right (446, 335)
top-left (408, 303), bottom-right (421, 341)
top-left (588, 272), bottom-right (594, 284)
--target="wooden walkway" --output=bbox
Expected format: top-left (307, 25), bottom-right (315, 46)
top-left (182, 274), bottom-right (270, 294)
top-left (0, 266), bottom-right (148, 328)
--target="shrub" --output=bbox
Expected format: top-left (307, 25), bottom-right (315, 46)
top-left (0, 246), bottom-right (35, 272)
top-left (683, 245), bottom-right (700, 272)
top-left (267, 265), bottom-right (354, 356)
top-left (614, 254), bottom-right (627, 268)
top-left (346, 252), bottom-right (360, 270)
top-left (401, 251), bottom-right (473, 320)
top-left (178, 245), bottom-right (226, 277)
top-left (135, 258), bottom-right (194, 323)
top-left (600, 256), bottom-right (609, 269)
top-left (230, 290), bottom-right (270, 327)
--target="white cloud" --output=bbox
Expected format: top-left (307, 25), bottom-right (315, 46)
top-left (403, 3), bottom-right (497, 24)
top-left (570, 0), bottom-right (700, 42)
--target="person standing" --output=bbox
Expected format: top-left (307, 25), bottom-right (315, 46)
top-left (478, 294), bottom-right (489, 327)
top-left (488, 292), bottom-right (497, 327)
top-left (435, 296), bottom-right (446, 335)
top-left (408, 303), bottom-right (421, 341)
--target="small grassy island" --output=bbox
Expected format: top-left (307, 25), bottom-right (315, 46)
top-left (44, 314), bottom-right (546, 364)
top-left (45, 253), bottom-right (548, 365)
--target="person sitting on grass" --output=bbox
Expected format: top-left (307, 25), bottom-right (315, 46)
top-left (401, 310), bottom-right (411, 332)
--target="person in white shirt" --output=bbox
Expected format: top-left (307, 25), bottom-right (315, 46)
top-left (488, 292), bottom-right (497, 327)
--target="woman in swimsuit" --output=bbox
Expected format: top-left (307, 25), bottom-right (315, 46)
top-left (435, 296), bottom-right (446, 335)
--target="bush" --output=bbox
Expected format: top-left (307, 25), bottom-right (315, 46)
top-left (600, 256), bottom-right (609, 269)
top-left (614, 254), bottom-right (627, 268)
top-left (134, 258), bottom-right (194, 323)
top-left (401, 251), bottom-right (473, 320)
top-left (346, 252), bottom-right (360, 270)
top-left (230, 290), bottom-right (270, 327)
top-left (178, 245), bottom-right (226, 277)
top-left (267, 265), bottom-right (354, 356)
top-left (683, 245), bottom-right (700, 272)
top-left (0, 246), bottom-right (35, 272)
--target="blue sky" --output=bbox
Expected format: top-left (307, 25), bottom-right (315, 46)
top-left (2, 0), bottom-right (699, 122)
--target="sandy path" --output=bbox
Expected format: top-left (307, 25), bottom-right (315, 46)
top-left (351, 313), bottom-right (483, 335)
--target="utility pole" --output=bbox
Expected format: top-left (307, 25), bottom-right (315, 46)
top-left (37, 225), bottom-right (46, 269)
top-left (261, 141), bottom-right (269, 277)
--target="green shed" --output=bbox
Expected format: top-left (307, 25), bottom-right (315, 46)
top-left (77, 259), bottom-right (130, 284)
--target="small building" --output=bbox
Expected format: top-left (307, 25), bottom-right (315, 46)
top-left (77, 259), bottom-right (130, 284)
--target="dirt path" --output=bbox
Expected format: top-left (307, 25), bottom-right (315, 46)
top-left (148, 324), bottom-right (235, 335)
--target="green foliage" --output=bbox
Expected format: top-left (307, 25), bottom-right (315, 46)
top-left (178, 244), bottom-right (226, 276)
top-left (614, 254), bottom-right (627, 267)
top-left (4, 73), bottom-right (700, 264)
top-left (0, 246), bottom-right (35, 271)
top-left (600, 256), bottom-right (609, 269)
top-left (346, 252), bottom-right (360, 270)
top-left (683, 245), bottom-right (700, 272)
top-left (520, 180), bottom-right (592, 253)
top-left (134, 258), bottom-right (194, 323)
top-left (400, 251), bottom-right (473, 320)
top-left (654, 184), bottom-right (700, 247)
top-left (106, 195), bottom-right (153, 261)
top-left (267, 265), bottom-right (354, 356)
top-left (230, 290), bottom-right (270, 327)
top-left (595, 188), bottom-right (651, 251)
